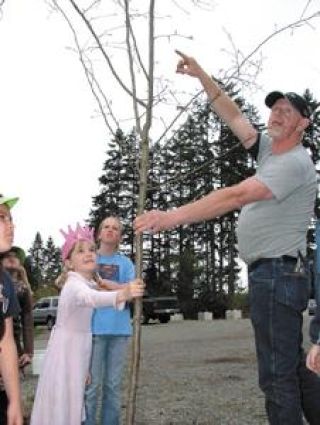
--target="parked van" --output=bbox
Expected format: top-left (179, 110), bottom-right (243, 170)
top-left (33, 296), bottom-right (59, 330)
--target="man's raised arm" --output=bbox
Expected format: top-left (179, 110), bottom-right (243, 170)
top-left (176, 50), bottom-right (258, 149)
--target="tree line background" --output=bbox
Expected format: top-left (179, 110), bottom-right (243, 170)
top-left (26, 85), bottom-right (320, 317)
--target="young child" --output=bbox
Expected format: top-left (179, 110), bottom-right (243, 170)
top-left (84, 216), bottom-right (135, 425)
top-left (0, 247), bottom-right (34, 369)
top-left (0, 194), bottom-right (23, 425)
top-left (0, 247), bottom-right (33, 424)
top-left (30, 224), bottom-right (144, 425)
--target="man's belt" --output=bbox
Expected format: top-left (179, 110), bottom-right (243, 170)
top-left (248, 255), bottom-right (297, 272)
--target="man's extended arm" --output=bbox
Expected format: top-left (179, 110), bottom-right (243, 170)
top-left (135, 177), bottom-right (273, 234)
top-left (176, 50), bottom-right (258, 149)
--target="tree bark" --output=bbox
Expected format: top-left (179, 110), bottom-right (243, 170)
top-left (125, 1), bottom-right (155, 423)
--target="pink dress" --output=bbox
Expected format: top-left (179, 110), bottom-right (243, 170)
top-left (30, 271), bottom-right (122, 425)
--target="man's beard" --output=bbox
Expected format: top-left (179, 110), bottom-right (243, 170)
top-left (267, 125), bottom-right (283, 139)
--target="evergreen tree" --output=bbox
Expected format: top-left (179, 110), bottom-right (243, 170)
top-left (86, 84), bottom-right (277, 316)
top-left (176, 244), bottom-right (200, 319)
top-left (204, 83), bottom-right (259, 302)
top-left (301, 90), bottom-right (320, 258)
top-left (42, 236), bottom-right (62, 284)
top-left (302, 90), bottom-right (320, 218)
top-left (28, 232), bottom-right (45, 290)
top-left (88, 128), bottom-right (139, 257)
top-left (28, 233), bottom-right (62, 289)
top-left (158, 84), bottom-right (260, 312)
top-left (89, 129), bottom-right (126, 228)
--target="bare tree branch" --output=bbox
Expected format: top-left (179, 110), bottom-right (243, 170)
top-left (126, 1), bottom-right (155, 423)
top-left (89, 71), bottom-right (120, 129)
top-left (124, 0), bottom-right (142, 135)
top-left (116, 0), bottom-right (149, 79)
top-left (235, 11), bottom-right (320, 77)
top-left (68, 0), bottom-right (147, 108)
top-left (0, 0), bottom-right (5, 19)
top-left (46, 4), bottom-right (320, 423)
top-left (297, 0), bottom-right (314, 29)
top-left (154, 10), bottom-right (320, 150)
top-left (83, 0), bottom-right (101, 15)
top-left (128, 23), bottom-right (149, 79)
top-left (171, 0), bottom-right (215, 14)
top-left (148, 139), bottom-right (256, 192)
top-left (145, 1), bottom-right (155, 136)
top-left (52, 0), bottom-right (118, 136)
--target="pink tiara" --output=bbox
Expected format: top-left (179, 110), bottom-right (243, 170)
top-left (60, 223), bottom-right (95, 261)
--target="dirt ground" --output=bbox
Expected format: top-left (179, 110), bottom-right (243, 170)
top-left (23, 315), bottom-right (314, 425)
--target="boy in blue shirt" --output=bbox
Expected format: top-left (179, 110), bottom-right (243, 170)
top-left (84, 217), bottom-right (135, 425)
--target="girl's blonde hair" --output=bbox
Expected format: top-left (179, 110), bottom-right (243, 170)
top-left (55, 240), bottom-right (97, 290)
top-left (54, 267), bottom-right (69, 290)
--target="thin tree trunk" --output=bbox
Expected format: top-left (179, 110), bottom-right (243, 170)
top-left (126, 0), bottom-right (155, 422)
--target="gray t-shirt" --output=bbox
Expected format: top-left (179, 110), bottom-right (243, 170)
top-left (237, 133), bottom-right (317, 264)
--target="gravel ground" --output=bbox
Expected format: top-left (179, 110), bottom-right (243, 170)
top-left (132, 318), bottom-right (266, 425)
top-left (22, 315), bottom-right (314, 425)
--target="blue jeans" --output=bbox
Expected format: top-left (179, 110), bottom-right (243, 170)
top-left (249, 257), bottom-right (320, 425)
top-left (84, 335), bottom-right (129, 425)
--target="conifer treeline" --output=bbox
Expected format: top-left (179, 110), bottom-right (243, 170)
top-left (27, 86), bottom-right (320, 315)
top-left (88, 84), bottom-right (259, 316)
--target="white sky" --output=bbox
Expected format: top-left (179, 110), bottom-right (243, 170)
top-left (0, 0), bottom-right (319, 260)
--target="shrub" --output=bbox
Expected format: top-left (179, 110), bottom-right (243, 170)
top-left (230, 291), bottom-right (250, 318)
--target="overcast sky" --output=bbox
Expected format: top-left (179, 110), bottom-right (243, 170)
top-left (0, 0), bottom-right (319, 256)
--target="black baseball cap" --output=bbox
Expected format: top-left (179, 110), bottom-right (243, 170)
top-left (265, 91), bottom-right (311, 118)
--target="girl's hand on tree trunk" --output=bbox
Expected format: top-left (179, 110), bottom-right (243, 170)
top-left (117, 279), bottom-right (145, 304)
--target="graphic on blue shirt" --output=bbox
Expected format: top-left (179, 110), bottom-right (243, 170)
top-left (92, 253), bottom-right (135, 336)
top-left (98, 264), bottom-right (119, 281)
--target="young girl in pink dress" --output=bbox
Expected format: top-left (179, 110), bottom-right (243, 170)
top-left (30, 224), bottom-right (143, 425)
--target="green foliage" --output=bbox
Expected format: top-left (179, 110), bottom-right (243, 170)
top-left (302, 90), bottom-right (320, 255)
top-left (229, 290), bottom-right (250, 318)
top-left (88, 129), bottom-right (139, 257)
top-left (42, 236), bottom-right (63, 284)
top-left (27, 232), bottom-right (44, 289)
top-left (27, 232), bottom-right (62, 290)
top-left (87, 85), bottom-right (320, 319)
top-left (198, 289), bottom-right (229, 319)
top-left (176, 245), bottom-right (201, 317)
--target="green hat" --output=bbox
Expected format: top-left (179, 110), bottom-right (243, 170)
top-left (9, 246), bottom-right (26, 264)
top-left (0, 246), bottom-right (26, 264)
top-left (0, 194), bottom-right (19, 209)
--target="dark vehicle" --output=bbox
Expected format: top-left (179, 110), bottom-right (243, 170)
top-left (140, 295), bottom-right (180, 324)
top-left (33, 296), bottom-right (59, 330)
